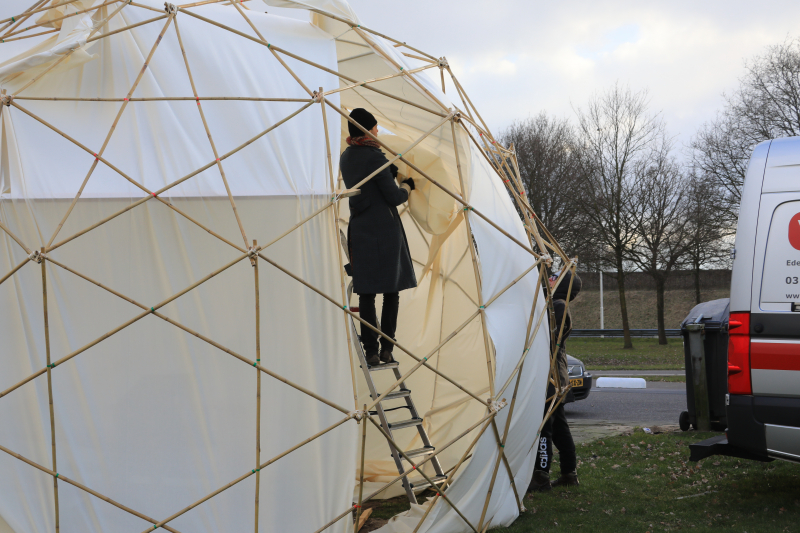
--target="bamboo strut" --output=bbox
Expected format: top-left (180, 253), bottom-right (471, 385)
top-left (253, 239), bottom-right (262, 533)
top-left (11, 0), bottom-right (131, 97)
top-left (1, 28), bottom-right (59, 42)
top-left (319, 93), bottom-right (359, 411)
top-left (143, 414), bottom-right (355, 533)
top-left (44, 255), bottom-right (351, 415)
top-left (364, 414), bottom-right (478, 533)
top-left (354, 405), bottom-right (367, 533)
top-left (0, 443), bottom-right (185, 533)
top-left (450, 119), bottom-right (495, 400)
top-left (444, 69), bottom-right (493, 143)
top-left (0, 257), bottom-right (30, 287)
top-left (2, 0), bottom-right (125, 40)
top-left (353, 27), bottom-right (449, 113)
top-left (128, 2), bottom-right (165, 13)
top-left (8, 101), bottom-right (247, 255)
top-left (312, 409), bottom-right (499, 533)
top-left (0, 251), bottom-right (251, 401)
top-left (1, 0), bottom-right (81, 28)
top-left (85, 14), bottom-right (169, 44)
top-left (0, 0), bottom-right (49, 33)
top-left (326, 101), bottom-right (539, 260)
top-left (42, 101), bottom-right (315, 252)
top-left (323, 63), bottom-right (438, 97)
top-left (536, 262), bottom-right (577, 435)
top-left (229, 1), bottom-right (314, 97)
top-left (410, 416), bottom-right (495, 533)
top-left (458, 120), bottom-right (549, 260)
top-left (173, 16), bottom-right (249, 248)
top-left (495, 266), bottom-right (570, 400)
top-left (44, 13), bottom-right (176, 248)
top-left (254, 249), bottom-right (488, 410)
top-left (1, 0), bottom-right (52, 37)
top-left (0, 219), bottom-right (32, 254)
top-left (14, 96), bottom-right (311, 102)
top-left (474, 274), bottom-right (542, 526)
top-left (40, 250), bottom-right (60, 533)
top-left (476, 419), bottom-right (522, 531)
top-left (305, 8), bottom-right (437, 62)
top-left (178, 8), bottom-right (448, 118)
top-left (256, 226), bottom-right (545, 416)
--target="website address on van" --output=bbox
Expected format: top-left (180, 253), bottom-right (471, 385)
top-left (788, 294), bottom-right (800, 299)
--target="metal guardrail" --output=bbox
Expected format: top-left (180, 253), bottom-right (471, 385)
top-left (571, 329), bottom-right (682, 338)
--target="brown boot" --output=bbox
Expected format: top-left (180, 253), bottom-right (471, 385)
top-left (365, 354), bottom-right (380, 367)
top-left (527, 470), bottom-right (551, 492)
top-left (550, 471), bottom-right (579, 488)
top-left (379, 349), bottom-right (395, 364)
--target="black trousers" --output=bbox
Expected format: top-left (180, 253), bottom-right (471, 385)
top-left (358, 292), bottom-right (399, 356)
top-left (534, 385), bottom-right (576, 474)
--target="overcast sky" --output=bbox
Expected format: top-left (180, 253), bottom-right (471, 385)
top-left (5, 0), bottom-right (799, 154)
top-left (346, 0), bottom-right (800, 154)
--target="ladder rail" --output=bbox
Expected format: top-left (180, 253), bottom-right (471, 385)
top-left (346, 281), bottom-right (447, 505)
top-left (348, 313), bottom-right (418, 504)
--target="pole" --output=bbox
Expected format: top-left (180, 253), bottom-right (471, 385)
top-left (600, 270), bottom-right (604, 338)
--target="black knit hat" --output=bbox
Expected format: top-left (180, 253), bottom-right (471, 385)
top-left (553, 270), bottom-right (582, 302)
top-left (348, 108), bottom-right (377, 137)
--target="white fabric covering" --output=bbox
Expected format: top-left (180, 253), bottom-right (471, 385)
top-left (0, 1), bottom-right (550, 532)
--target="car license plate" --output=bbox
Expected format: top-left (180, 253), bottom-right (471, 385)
top-left (569, 378), bottom-right (583, 388)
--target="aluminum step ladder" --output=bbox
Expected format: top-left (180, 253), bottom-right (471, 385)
top-left (340, 229), bottom-right (446, 503)
top-left (346, 283), bottom-right (446, 504)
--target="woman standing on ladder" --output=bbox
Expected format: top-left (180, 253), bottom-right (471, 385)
top-left (341, 108), bottom-right (417, 366)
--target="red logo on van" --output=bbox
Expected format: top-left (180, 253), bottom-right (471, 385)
top-left (791, 212), bottom-right (800, 250)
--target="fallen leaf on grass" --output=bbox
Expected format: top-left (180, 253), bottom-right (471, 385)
top-left (612, 464), bottom-right (620, 469)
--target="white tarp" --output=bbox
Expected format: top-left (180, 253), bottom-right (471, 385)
top-left (0, 1), bottom-right (550, 532)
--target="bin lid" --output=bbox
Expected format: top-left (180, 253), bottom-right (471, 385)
top-left (681, 298), bottom-right (730, 329)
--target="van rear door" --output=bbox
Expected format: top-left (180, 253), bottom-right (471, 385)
top-left (746, 137), bottom-right (800, 461)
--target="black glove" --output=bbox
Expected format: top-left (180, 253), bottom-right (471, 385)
top-left (389, 163), bottom-right (399, 178)
top-left (403, 177), bottom-right (415, 191)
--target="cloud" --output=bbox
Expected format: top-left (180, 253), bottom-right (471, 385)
top-left (347, 0), bottom-right (800, 151)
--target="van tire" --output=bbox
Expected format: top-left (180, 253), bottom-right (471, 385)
top-left (679, 411), bottom-right (691, 432)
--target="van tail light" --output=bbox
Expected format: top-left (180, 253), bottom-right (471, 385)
top-left (727, 312), bottom-right (751, 395)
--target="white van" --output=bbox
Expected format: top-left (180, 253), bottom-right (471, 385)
top-left (726, 137), bottom-right (800, 463)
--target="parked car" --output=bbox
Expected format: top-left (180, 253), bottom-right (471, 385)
top-left (692, 137), bottom-right (800, 464)
top-left (565, 354), bottom-right (592, 403)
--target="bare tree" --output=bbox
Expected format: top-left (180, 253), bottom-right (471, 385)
top-left (684, 172), bottom-right (733, 304)
top-left (627, 156), bottom-right (692, 344)
top-left (498, 113), bottom-right (592, 260)
top-left (575, 83), bottom-right (667, 349)
top-left (692, 37), bottom-right (800, 222)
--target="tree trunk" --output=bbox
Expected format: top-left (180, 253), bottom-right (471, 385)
top-left (693, 257), bottom-right (701, 305)
top-left (656, 276), bottom-right (667, 345)
top-left (616, 256), bottom-right (633, 349)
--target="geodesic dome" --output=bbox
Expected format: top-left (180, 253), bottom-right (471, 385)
top-left (0, 1), bottom-right (577, 532)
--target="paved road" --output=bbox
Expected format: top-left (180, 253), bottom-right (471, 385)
top-left (590, 369), bottom-right (685, 377)
top-left (564, 381), bottom-right (687, 427)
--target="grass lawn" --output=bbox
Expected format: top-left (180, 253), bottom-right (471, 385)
top-left (499, 429), bottom-right (800, 532)
top-left (640, 375), bottom-right (686, 383)
top-left (363, 429), bottom-right (800, 532)
top-left (568, 338), bottom-right (685, 370)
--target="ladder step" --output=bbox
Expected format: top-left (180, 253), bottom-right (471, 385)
top-left (368, 361), bottom-right (399, 371)
top-left (400, 446), bottom-right (435, 459)
top-left (379, 389), bottom-right (411, 401)
top-left (409, 475), bottom-right (448, 489)
top-left (388, 417), bottom-right (423, 430)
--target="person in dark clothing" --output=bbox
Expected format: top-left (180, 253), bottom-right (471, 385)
top-left (340, 108), bottom-right (417, 366)
top-left (530, 269), bottom-right (583, 492)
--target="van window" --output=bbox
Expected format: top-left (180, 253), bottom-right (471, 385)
top-left (760, 201), bottom-right (800, 306)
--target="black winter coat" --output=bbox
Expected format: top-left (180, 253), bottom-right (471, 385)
top-left (340, 144), bottom-right (417, 295)
top-left (551, 271), bottom-right (582, 388)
